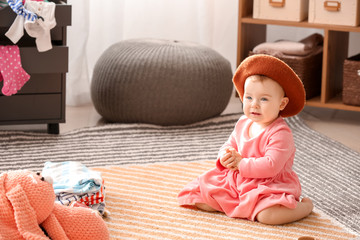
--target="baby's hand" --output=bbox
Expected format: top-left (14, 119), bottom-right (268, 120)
top-left (220, 147), bottom-right (242, 170)
top-left (219, 149), bottom-right (232, 168)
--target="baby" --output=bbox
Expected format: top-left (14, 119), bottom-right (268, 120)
top-left (178, 54), bottom-right (313, 225)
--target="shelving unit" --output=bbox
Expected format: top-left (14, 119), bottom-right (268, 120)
top-left (237, 0), bottom-right (360, 112)
top-left (0, 1), bottom-right (71, 133)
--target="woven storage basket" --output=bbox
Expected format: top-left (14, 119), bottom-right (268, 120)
top-left (343, 54), bottom-right (360, 106)
top-left (249, 47), bottom-right (322, 100)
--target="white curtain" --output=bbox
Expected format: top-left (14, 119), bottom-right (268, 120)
top-left (66, 0), bottom-right (239, 106)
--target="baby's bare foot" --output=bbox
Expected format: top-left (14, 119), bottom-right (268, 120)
top-left (301, 197), bottom-right (314, 214)
top-left (195, 203), bottom-right (217, 212)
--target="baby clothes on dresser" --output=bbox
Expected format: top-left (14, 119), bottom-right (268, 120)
top-left (5, 0), bottom-right (39, 43)
top-left (6, 0), bottom-right (56, 52)
top-left (24, 1), bottom-right (56, 52)
top-left (0, 45), bottom-right (30, 96)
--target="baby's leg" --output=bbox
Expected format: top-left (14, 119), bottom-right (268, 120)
top-left (256, 197), bottom-right (314, 225)
top-left (195, 203), bottom-right (217, 212)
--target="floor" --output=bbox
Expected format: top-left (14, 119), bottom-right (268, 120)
top-left (1, 94), bottom-right (360, 153)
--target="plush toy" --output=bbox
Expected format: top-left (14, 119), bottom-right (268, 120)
top-left (0, 170), bottom-right (110, 240)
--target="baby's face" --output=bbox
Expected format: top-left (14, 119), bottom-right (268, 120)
top-left (243, 75), bottom-right (288, 128)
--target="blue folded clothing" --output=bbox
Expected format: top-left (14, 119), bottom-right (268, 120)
top-left (42, 161), bottom-right (103, 194)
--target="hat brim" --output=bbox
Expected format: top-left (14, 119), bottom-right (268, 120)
top-left (232, 54), bottom-right (306, 117)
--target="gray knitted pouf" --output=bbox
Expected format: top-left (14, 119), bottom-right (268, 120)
top-left (91, 39), bottom-right (233, 125)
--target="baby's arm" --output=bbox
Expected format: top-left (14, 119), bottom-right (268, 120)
top-left (217, 118), bottom-right (243, 170)
top-left (239, 129), bottom-right (294, 178)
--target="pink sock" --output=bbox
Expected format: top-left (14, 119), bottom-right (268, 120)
top-left (0, 45), bottom-right (30, 96)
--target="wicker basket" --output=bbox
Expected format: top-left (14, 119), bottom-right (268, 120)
top-left (249, 47), bottom-right (322, 100)
top-left (343, 54), bottom-right (360, 106)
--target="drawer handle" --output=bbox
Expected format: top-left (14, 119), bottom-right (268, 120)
top-left (324, 1), bottom-right (341, 11)
top-left (357, 70), bottom-right (360, 76)
top-left (269, 0), bottom-right (285, 8)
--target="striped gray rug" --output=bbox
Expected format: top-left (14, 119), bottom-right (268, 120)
top-left (0, 113), bottom-right (359, 235)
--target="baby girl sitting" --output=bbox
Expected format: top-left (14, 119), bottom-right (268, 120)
top-left (178, 54), bottom-right (313, 225)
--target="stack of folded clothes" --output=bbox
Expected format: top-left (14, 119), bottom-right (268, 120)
top-left (41, 161), bottom-right (107, 216)
top-left (251, 33), bottom-right (323, 99)
top-left (252, 33), bottom-right (323, 58)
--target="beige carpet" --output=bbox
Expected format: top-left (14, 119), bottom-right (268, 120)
top-left (93, 161), bottom-right (358, 240)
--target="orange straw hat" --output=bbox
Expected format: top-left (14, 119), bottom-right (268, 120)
top-left (232, 54), bottom-right (306, 117)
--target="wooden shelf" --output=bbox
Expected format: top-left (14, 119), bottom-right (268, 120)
top-left (237, 0), bottom-right (360, 112)
top-left (241, 16), bottom-right (360, 32)
top-left (306, 95), bottom-right (360, 112)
